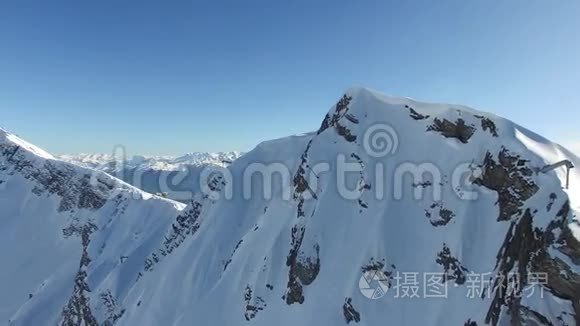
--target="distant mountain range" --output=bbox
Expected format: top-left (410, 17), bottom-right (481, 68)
top-left (58, 152), bottom-right (243, 172)
top-left (58, 152), bottom-right (243, 202)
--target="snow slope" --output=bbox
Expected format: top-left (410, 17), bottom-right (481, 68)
top-left (0, 128), bottom-right (185, 324)
top-left (2, 88), bottom-right (580, 325)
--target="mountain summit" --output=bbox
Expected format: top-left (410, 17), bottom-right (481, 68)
top-left (1, 88), bottom-right (579, 325)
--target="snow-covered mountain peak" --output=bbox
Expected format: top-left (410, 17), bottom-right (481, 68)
top-left (344, 86), bottom-right (416, 107)
top-left (341, 86), bottom-right (452, 117)
top-left (2, 89), bottom-right (580, 326)
top-left (126, 90), bottom-right (577, 325)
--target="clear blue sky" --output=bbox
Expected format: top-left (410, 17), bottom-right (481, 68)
top-left (1, 0), bottom-right (579, 155)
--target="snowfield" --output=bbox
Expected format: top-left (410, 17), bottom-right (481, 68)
top-left (1, 88), bottom-right (579, 325)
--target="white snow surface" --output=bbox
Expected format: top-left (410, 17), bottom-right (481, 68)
top-left (1, 87), bottom-right (579, 325)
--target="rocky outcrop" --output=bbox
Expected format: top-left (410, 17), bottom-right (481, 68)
top-left (243, 286), bottom-right (266, 321)
top-left (343, 298), bottom-right (361, 324)
top-left (427, 118), bottom-right (476, 143)
top-left (145, 200), bottom-right (203, 271)
top-left (486, 203), bottom-right (580, 325)
top-left (284, 239), bottom-right (320, 305)
top-left (436, 244), bottom-right (469, 285)
top-left (475, 115), bottom-right (499, 137)
top-left (223, 239), bottom-right (244, 271)
top-left (317, 94), bottom-right (357, 143)
top-left (406, 105), bottom-right (430, 120)
top-left (100, 291), bottom-right (125, 326)
top-left (61, 222), bottom-right (99, 326)
top-left (425, 203), bottom-right (456, 227)
top-left (1, 144), bottom-right (114, 213)
top-left (361, 258), bottom-right (394, 290)
top-left (547, 193), bottom-right (557, 212)
top-left (474, 148), bottom-right (539, 221)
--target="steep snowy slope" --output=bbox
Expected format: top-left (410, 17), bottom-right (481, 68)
top-left (0, 129), bottom-right (185, 324)
top-left (4, 87), bottom-right (580, 325)
top-left (58, 152), bottom-right (243, 202)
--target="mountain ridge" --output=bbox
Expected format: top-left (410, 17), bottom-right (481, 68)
top-left (1, 87), bottom-right (580, 325)
top-left (58, 151), bottom-right (243, 171)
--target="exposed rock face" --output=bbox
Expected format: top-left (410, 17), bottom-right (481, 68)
top-left (516, 305), bottom-right (557, 326)
top-left (284, 238), bottom-right (321, 305)
top-left (552, 208), bottom-right (580, 265)
top-left (145, 200), bottom-right (203, 271)
top-left (485, 209), bottom-right (539, 325)
top-left (318, 94), bottom-right (357, 143)
top-left (464, 319), bottom-right (477, 326)
top-left (61, 222), bottom-right (99, 326)
top-left (292, 245), bottom-right (321, 287)
top-left (475, 147), bottom-right (570, 325)
top-left (207, 173), bottom-right (227, 192)
top-left (1, 143), bottom-right (114, 213)
top-left (224, 239), bottom-right (244, 271)
top-left (406, 105), bottom-right (430, 120)
top-left (318, 94), bottom-right (352, 135)
top-left (547, 193), bottom-right (557, 212)
top-left (436, 244), bottom-right (469, 285)
top-left (425, 202), bottom-right (456, 227)
top-left (475, 148), bottom-right (539, 221)
top-left (284, 225), bottom-right (307, 305)
top-left (485, 202), bottom-right (580, 326)
top-left (285, 93), bottom-right (368, 305)
top-left (285, 94), bottom-right (366, 305)
top-left (475, 115), bottom-right (499, 137)
top-left (244, 286), bottom-right (266, 321)
top-left (540, 202), bottom-right (580, 323)
top-left (343, 298), bottom-right (361, 324)
top-left (427, 118), bottom-right (476, 143)
top-left (361, 258), bottom-right (391, 274)
top-left (100, 291), bottom-right (125, 326)
top-left (361, 258), bottom-right (394, 290)
top-left (292, 139), bottom-right (316, 206)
